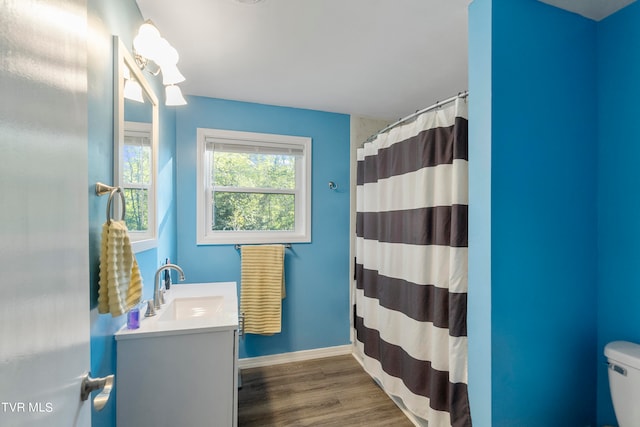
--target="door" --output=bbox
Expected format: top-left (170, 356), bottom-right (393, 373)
top-left (0, 0), bottom-right (92, 426)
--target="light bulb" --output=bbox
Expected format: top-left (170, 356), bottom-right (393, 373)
top-left (133, 21), bottom-right (162, 61)
top-left (155, 39), bottom-right (179, 66)
top-left (124, 80), bottom-right (144, 103)
top-left (165, 85), bottom-right (187, 106)
top-left (161, 63), bottom-right (186, 85)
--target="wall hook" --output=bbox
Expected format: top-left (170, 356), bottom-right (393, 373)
top-left (328, 181), bottom-right (337, 190)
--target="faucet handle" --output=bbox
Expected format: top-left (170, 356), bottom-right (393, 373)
top-left (158, 289), bottom-right (166, 305)
top-left (144, 300), bottom-right (156, 317)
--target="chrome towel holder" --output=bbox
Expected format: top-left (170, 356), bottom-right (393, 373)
top-left (234, 243), bottom-right (292, 250)
top-left (95, 182), bottom-right (126, 224)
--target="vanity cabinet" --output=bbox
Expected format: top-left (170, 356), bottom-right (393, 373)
top-left (115, 282), bottom-right (239, 427)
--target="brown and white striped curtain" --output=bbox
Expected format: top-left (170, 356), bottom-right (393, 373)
top-left (355, 96), bottom-right (471, 427)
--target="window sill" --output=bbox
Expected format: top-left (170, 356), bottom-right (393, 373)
top-left (131, 238), bottom-right (157, 253)
top-left (197, 231), bottom-right (310, 246)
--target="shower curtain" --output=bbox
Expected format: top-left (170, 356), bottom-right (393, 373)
top-left (354, 96), bottom-right (471, 427)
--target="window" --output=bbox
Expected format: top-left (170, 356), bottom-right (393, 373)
top-left (197, 128), bottom-right (311, 245)
top-left (121, 121), bottom-right (156, 248)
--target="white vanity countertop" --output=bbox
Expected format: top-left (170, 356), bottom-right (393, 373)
top-left (115, 282), bottom-right (238, 340)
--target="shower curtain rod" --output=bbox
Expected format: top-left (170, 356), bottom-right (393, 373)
top-left (365, 90), bottom-right (469, 144)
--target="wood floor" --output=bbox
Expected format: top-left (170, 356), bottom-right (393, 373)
top-left (237, 354), bottom-right (414, 427)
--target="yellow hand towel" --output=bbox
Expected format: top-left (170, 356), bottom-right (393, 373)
top-left (98, 220), bottom-right (143, 317)
top-left (240, 244), bottom-right (285, 335)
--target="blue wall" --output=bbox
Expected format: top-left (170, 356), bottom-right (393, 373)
top-left (469, 0), bottom-right (598, 425)
top-left (469, 0), bottom-right (640, 425)
top-left (87, 1), bottom-right (177, 426)
top-left (597, 3), bottom-right (640, 425)
top-left (175, 96), bottom-right (351, 359)
top-left (467, 0), bottom-right (492, 425)
top-left (491, 2), bottom-right (598, 424)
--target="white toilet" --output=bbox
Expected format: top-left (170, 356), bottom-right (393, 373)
top-left (605, 341), bottom-right (640, 427)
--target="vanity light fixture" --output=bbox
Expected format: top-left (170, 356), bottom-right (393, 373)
top-left (132, 20), bottom-right (187, 106)
top-left (122, 66), bottom-right (144, 103)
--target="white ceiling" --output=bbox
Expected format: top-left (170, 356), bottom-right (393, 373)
top-left (135, 0), bottom-right (635, 121)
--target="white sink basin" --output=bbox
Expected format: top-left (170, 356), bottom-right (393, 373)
top-left (115, 282), bottom-right (238, 340)
top-left (159, 296), bottom-right (224, 321)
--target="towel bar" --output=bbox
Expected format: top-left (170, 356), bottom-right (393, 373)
top-left (234, 243), bottom-right (292, 250)
top-left (95, 182), bottom-right (126, 224)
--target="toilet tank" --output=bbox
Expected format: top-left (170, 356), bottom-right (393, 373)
top-left (605, 341), bottom-right (640, 427)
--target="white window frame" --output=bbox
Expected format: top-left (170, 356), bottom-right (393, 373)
top-left (196, 128), bottom-right (312, 245)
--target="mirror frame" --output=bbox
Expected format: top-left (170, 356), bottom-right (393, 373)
top-left (113, 35), bottom-right (159, 252)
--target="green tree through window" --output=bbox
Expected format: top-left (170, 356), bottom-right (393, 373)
top-left (123, 129), bottom-right (151, 232)
top-left (212, 152), bottom-right (296, 231)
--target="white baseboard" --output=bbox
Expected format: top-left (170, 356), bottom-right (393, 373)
top-left (238, 344), bottom-right (352, 369)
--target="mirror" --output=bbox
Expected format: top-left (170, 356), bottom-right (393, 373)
top-left (113, 36), bottom-right (159, 252)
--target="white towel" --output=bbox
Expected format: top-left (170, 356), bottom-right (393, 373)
top-left (98, 220), bottom-right (143, 316)
top-left (240, 245), bottom-right (285, 335)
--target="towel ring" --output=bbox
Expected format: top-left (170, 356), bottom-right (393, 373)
top-left (106, 187), bottom-right (126, 225)
top-left (95, 182), bottom-right (126, 224)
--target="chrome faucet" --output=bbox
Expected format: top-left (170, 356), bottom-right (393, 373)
top-left (149, 263), bottom-right (185, 314)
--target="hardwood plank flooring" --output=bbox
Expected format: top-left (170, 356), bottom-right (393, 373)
top-left (238, 354), bottom-right (414, 427)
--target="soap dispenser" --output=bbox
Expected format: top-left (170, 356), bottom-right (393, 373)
top-left (127, 303), bottom-right (141, 329)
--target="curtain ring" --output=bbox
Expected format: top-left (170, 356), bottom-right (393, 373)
top-left (106, 188), bottom-right (126, 225)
